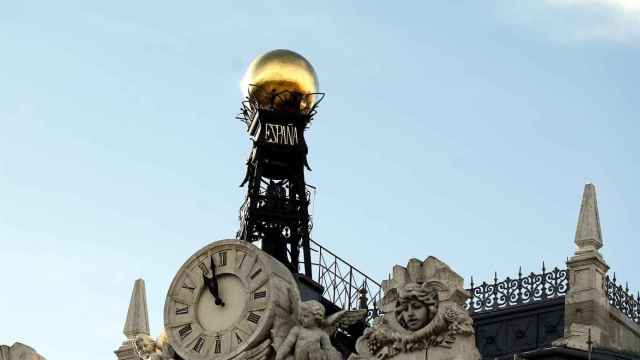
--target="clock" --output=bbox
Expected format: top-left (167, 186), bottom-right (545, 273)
top-left (164, 239), bottom-right (300, 360)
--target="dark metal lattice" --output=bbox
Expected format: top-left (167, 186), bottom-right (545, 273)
top-left (235, 85), bottom-right (324, 276)
top-left (466, 264), bottom-right (569, 313)
top-left (605, 274), bottom-right (640, 324)
top-left (306, 239), bottom-right (382, 320)
top-left (236, 85), bottom-right (325, 127)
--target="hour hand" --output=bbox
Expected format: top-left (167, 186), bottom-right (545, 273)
top-left (203, 255), bottom-right (225, 306)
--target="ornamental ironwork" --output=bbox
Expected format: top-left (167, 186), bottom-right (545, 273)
top-left (306, 239), bottom-right (382, 319)
top-left (236, 85), bottom-right (325, 276)
top-left (605, 274), bottom-right (640, 324)
top-left (466, 264), bottom-right (569, 313)
top-left (237, 85), bottom-right (324, 126)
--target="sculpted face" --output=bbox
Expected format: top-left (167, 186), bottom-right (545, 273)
top-left (135, 335), bottom-right (157, 356)
top-left (298, 300), bottom-right (325, 328)
top-left (299, 311), bottom-right (316, 328)
top-left (399, 300), bottom-right (429, 331)
top-left (142, 337), bottom-right (156, 353)
top-left (395, 283), bottom-right (439, 331)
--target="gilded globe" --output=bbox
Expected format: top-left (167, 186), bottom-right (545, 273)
top-left (241, 49), bottom-right (319, 112)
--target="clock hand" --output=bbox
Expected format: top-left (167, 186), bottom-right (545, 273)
top-left (203, 255), bottom-right (225, 306)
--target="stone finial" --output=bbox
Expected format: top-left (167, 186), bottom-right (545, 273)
top-left (123, 278), bottom-right (150, 339)
top-left (560, 184), bottom-right (613, 352)
top-left (575, 183), bottom-right (603, 254)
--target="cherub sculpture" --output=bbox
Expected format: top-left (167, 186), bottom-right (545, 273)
top-left (134, 334), bottom-right (176, 360)
top-left (274, 300), bottom-right (367, 360)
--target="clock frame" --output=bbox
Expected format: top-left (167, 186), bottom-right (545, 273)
top-left (164, 239), bottom-right (299, 360)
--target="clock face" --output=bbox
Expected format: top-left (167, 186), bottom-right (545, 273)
top-left (164, 239), bottom-right (298, 360)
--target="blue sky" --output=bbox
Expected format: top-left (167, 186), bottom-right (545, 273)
top-left (1, 1), bottom-right (639, 358)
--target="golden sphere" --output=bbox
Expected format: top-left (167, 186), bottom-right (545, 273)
top-left (241, 49), bottom-right (319, 111)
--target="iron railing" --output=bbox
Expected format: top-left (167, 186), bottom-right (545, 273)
top-left (605, 274), bottom-right (640, 324)
top-left (305, 239), bottom-right (382, 318)
top-left (466, 264), bottom-right (569, 313)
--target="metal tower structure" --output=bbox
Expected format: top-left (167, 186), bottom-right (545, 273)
top-left (236, 85), bottom-right (324, 277)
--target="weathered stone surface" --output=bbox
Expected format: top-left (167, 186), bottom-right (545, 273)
top-left (554, 323), bottom-right (603, 351)
top-left (133, 334), bottom-right (177, 360)
top-left (575, 183), bottom-right (603, 254)
top-left (605, 310), bottom-right (640, 354)
top-left (560, 184), bottom-right (610, 349)
top-left (0, 343), bottom-right (46, 360)
top-left (351, 257), bottom-right (480, 360)
top-left (124, 279), bottom-right (150, 339)
top-left (114, 340), bottom-right (138, 360)
top-left (557, 184), bottom-right (640, 356)
top-left (116, 278), bottom-right (151, 360)
top-left (163, 239), bottom-right (302, 360)
top-left (388, 351), bottom-right (426, 360)
top-left (274, 300), bottom-right (364, 360)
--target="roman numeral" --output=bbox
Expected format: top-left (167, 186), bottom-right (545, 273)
top-left (182, 284), bottom-right (195, 292)
top-left (250, 268), bottom-right (262, 280)
top-left (247, 312), bottom-right (261, 324)
top-left (214, 335), bottom-right (221, 353)
top-left (175, 306), bottom-right (189, 315)
top-left (178, 323), bottom-right (192, 339)
top-left (198, 262), bottom-right (210, 276)
top-left (254, 290), bottom-right (267, 299)
top-left (193, 337), bottom-right (205, 353)
top-left (218, 251), bottom-right (227, 266)
top-left (237, 252), bottom-right (247, 268)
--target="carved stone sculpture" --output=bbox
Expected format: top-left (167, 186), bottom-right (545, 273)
top-left (133, 334), bottom-right (176, 360)
top-left (0, 343), bottom-right (46, 360)
top-left (350, 257), bottom-right (480, 360)
top-left (273, 300), bottom-right (367, 360)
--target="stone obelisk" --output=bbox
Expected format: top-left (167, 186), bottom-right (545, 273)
top-left (560, 184), bottom-right (610, 349)
top-left (115, 279), bottom-right (150, 360)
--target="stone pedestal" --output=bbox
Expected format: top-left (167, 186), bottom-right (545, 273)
top-left (562, 251), bottom-right (610, 348)
top-left (114, 340), bottom-right (138, 360)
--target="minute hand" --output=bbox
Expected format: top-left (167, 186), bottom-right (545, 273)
top-left (204, 255), bottom-right (225, 306)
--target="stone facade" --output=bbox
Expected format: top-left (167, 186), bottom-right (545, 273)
top-left (109, 183), bottom-right (640, 360)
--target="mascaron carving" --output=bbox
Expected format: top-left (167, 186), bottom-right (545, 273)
top-left (351, 257), bottom-right (479, 360)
